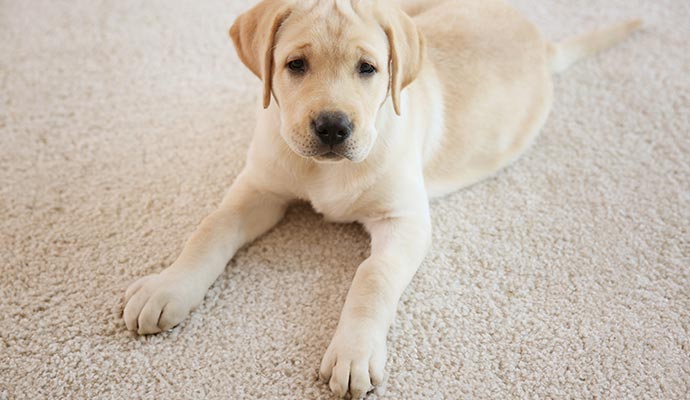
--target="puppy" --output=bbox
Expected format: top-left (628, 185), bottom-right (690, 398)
top-left (122, 0), bottom-right (640, 397)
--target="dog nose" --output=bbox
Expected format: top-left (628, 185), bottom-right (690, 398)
top-left (312, 112), bottom-right (353, 146)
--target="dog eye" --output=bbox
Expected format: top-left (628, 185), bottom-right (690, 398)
top-left (287, 59), bottom-right (306, 73)
top-left (358, 62), bottom-right (376, 75)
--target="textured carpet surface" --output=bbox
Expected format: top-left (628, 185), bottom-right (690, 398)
top-left (1, 0), bottom-right (689, 398)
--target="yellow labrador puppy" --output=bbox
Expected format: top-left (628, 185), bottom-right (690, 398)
top-left (123, 0), bottom-right (639, 397)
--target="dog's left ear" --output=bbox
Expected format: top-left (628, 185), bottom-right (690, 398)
top-left (379, 6), bottom-right (425, 115)
top-left (230, 0), bottom-right (291, 109)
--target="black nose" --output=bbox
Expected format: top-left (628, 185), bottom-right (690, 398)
top-left (312, 111), bottom-right (353, 146)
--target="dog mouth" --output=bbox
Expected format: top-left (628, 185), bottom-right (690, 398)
top-left (313, 151), bottom-right (346, 163)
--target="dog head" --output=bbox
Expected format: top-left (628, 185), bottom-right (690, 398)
top-left (230, 0), bottom-right (424, 163)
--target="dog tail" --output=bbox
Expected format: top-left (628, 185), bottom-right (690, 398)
top-left (547, 19), bottom-right (642, 73)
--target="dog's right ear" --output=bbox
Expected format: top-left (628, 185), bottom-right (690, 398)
top-left (230, 0), bottom-right (291, 109)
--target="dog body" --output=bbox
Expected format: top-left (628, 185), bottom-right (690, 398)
top-left (122, 0), bottom-right (640, 397)
top-left (412, 0), bottom-right (553, 196)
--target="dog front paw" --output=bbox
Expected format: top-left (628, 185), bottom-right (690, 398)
top-left (122, 271), bottom-right (203, 335)
top-left (319, 324), bottom-right (387, 399)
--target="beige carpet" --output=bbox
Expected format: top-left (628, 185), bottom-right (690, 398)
top-left (1, 0), bottom-right (689, 398)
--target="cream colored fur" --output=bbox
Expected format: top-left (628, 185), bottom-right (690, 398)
top-left (122, 0), bottom-right (640, 397)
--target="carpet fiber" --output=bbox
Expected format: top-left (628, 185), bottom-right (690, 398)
top-left (1, 0), bottom-right (688, 398)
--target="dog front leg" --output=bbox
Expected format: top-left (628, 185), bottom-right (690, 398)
top-left (320, 213), bottom-right (432, 398)
top-left (122, 171), bottom-right (288, 334)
